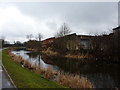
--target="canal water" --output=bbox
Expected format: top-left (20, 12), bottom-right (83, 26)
top-left (11, 50), bottom-right (120, 88)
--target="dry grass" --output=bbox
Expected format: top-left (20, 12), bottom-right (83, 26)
top-left (8, 51), bottom-right (32, 69)
top-left (27, 48), bottom-right (38, 52)
top-left (33, 66), bottom-right (58, 80)
top-left (7, 48), bottom-right (93, 88)
top-left (23, 60), bottom-right (31, 68)
top-left (34, 67), bottom-right (41, 74)
top-left (42, 47), bottom-right (58, 56)
top-left (8, 52), bottom-right (24, 64)
top-left (44, 67), bottom-right (55, 79)
top-left (65, 53), bottom-right (93, 59)
top-left (58, 73), bottom-right (93, 88)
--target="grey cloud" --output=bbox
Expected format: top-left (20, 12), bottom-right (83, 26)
top-left (0, 2), bottom-right (118, 43)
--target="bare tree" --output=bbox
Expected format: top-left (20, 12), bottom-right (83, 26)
top-left (36, 33), bottom-right (43, 41)
top-left (55, 23), bottom-right (71, 37)
top-left (26, 34), bottom-right (33, 40)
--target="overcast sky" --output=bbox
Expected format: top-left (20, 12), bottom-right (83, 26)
top-left (0, 2), bottom-right (118, 43)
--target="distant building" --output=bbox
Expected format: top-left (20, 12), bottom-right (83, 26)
top-left (78, 35), bottom-right (94, 49)
top-left (54, 33), bottom-right (79, 51)
top-left (42, 37), bottom-right (55, 49)
top-left (113, 26), bottom-right (120, 33)
top-left (42, 33), bottom-right (94, 51)
top-left (63, 33), bottom-right (79, 50)
top-left (54, 33), bottom-right (94, 51)
top-left (113, 26), bottom-right (120, 60)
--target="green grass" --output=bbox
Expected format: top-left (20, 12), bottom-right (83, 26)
top-left (2, 49), bottom-right (64, 88)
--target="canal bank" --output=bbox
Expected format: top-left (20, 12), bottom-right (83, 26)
top-left (8, 48), bottom-right (93, 88)
top-left (2, 49), bottom-right (64, 88)
top-left (11, 48), bottom-right (120, 88)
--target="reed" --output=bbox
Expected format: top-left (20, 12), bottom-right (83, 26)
top-left (23, 60), bottom-right (31, 68)
top-left (34, 67), bottom-right (41, 74)
top-left (65, 53), bottom-right (93, 59)
top-left (43, 67), bottom-right (54, 79)
top-left (58, 73), bottom-right (93, 88)
top-left (8, 52), bottom-right (23, 64)
top-left (42, 47), bottom-right (58, 56)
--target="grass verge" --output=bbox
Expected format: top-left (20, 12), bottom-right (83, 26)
top-left (2, 49), bottom-right (64, 88)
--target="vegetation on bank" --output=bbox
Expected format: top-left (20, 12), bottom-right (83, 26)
top-left (65, 53), bottom-right (93, 59)
top-left (4, 48), bottom-right (93, 88)
top-left (42, 47), bottom-right (59, 56)
top-left (41, 47), bottom-right (93, 61)
top-left (2, 49), bottom-right (64, 88)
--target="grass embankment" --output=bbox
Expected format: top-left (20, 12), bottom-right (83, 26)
top-left (2, 49), bottom-right (64, 88)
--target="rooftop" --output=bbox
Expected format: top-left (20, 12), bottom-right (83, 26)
top-left (113, 26), bottom-right (120, 30)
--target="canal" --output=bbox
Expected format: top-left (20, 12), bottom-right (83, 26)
top-left (11, 49), bottom-right (120, 88)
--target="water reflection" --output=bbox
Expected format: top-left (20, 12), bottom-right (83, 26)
top-left (87, 73), bottom-right (115, 88)
top-left (12, 50), bottom-right (59, 72)
top-left (11, 50), bottom-right (119, 88)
